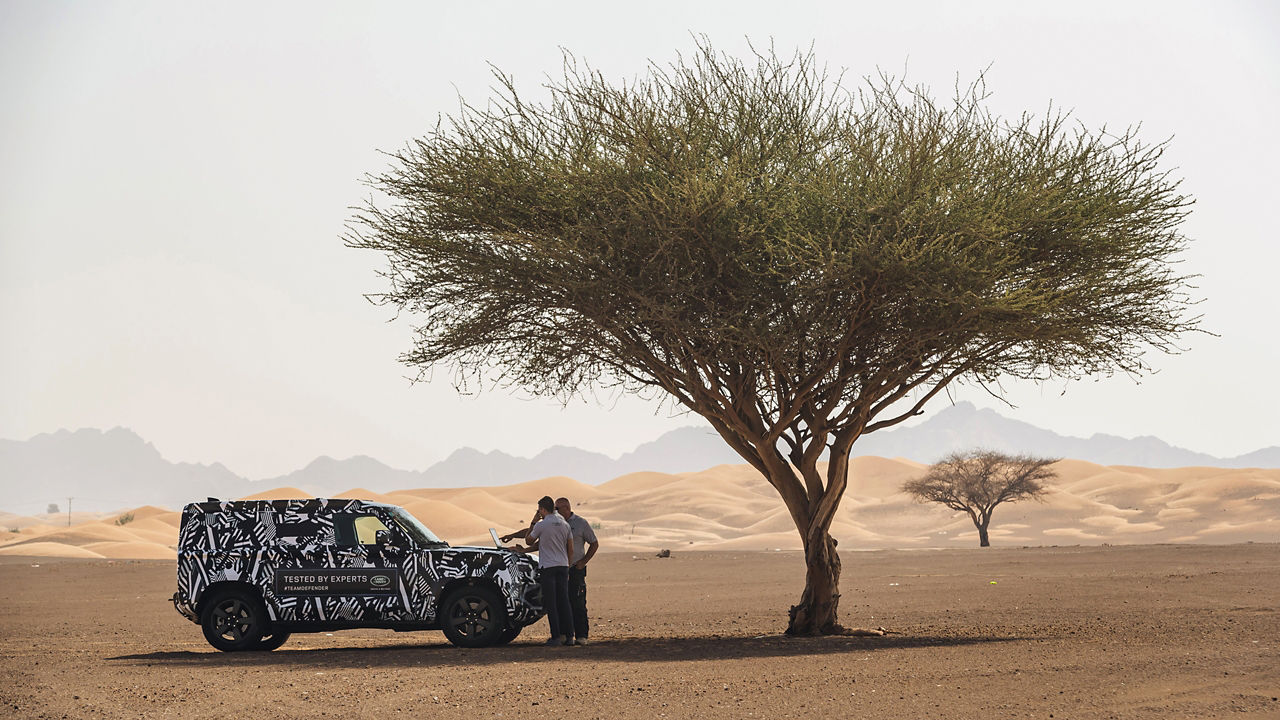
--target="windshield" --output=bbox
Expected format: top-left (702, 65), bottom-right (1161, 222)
top-left (388, 507), bottom-right (447, 547)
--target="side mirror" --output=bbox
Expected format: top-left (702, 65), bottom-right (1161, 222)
top-left (374, 529), bottom-right (391, 546)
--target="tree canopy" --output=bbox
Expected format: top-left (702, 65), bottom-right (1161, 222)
top-left (348, 42), bottom-right (1198, 634)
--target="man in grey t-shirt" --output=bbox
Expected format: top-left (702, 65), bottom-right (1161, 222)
top-left (555, 497), bottom-right (599, 646)
top-left (524, 495), bottom-right (574, 646)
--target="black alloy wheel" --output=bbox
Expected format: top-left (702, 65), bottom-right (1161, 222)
top-left (200, 589), bottom-right (267, 652)
top-left (440, 585), bottom-right (507, 648)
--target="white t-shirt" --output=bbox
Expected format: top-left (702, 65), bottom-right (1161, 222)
top-left (527, 512), bottom-right (571, 568)
top-left (566, 513), bottom-right (598, 564)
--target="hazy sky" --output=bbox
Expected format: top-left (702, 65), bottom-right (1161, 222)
top-left (2, 1), bottom-right (1277, 479)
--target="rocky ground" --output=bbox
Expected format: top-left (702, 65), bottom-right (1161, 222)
top-left (2, 544), bottom-right (1277, 719)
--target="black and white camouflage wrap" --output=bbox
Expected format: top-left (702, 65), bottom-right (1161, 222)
top-left (173, 499), bottom-right (543, 630)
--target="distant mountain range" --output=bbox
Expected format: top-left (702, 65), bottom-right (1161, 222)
top-left (2, 402), bottom-right (1276, 513)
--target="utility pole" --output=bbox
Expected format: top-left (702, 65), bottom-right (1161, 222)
top-left (67, 497), bottom-right (73, 527)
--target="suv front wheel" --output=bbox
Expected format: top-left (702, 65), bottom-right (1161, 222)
top-left (200, 588), bottom-right (267, 652)
top-left (440, 585), bottom-right (507, 648)
top-left (253, 630), bottom-right (291, 651)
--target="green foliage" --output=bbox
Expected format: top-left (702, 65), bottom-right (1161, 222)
top-left (350, 42), bottom-right (1196, 450)
top-left (114, 512), bottom-right (134, 526)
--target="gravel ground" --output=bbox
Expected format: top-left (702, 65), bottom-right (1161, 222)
top-left (2, 544), bottom-right (1277, 719)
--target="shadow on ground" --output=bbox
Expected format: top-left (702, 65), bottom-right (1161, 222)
top-left (109, 633), bottom-right (1020, 668)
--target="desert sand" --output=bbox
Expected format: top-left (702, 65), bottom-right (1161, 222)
top-left (1, 458), bottom-right (1276, 559)
top-left (0, 545), bottom-right (1276, 719)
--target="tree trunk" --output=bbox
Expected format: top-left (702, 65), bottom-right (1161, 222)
top-left (977, 523), bottom-right (990, 547)
top-left (700, 419), bottom-right (857, 636)
top-left (786, 529), bottom-right (842, 635)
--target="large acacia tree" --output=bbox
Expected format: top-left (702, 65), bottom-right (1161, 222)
top-left (348, 44), bottom-right (1197, 635)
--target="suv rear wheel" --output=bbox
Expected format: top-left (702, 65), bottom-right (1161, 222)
top-left (200, 588), bottom-right (267, 652)
top-left (440, 585), bottom-right (507, 648)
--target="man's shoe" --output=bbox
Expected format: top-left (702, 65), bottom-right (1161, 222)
top-left (574, 637), bottom-right (589, 646)
top-left (544, 636), bottom-right (565, 646)
top-left (563, 637), bottom-right (575, 646)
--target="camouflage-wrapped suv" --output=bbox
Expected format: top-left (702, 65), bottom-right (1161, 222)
top-left (172, 498), bottom-right (543, 651)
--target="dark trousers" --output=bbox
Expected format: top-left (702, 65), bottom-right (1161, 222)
top-left (540, 566), bottom-right (572, 640)
top-left (569, 566), bottom-right (589, 639)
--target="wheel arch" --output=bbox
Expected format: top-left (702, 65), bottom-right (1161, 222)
top-left (195, 580), bottom-right (265, 619)
top-left (436, 577), bottom-right (504, 613)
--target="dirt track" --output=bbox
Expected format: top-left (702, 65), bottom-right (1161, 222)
top-left (2, 545), bottom-right (1277, 719)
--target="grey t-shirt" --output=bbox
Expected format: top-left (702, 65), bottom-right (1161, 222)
top-left (527, 512), bottom-right (571, 568)
top-left (566, 513), bottom-right (598, 564)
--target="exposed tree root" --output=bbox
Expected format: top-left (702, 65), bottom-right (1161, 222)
top-left (784, 622), bottom-right (890, 637)
top-left (837, 625), bottom-right (889, 637)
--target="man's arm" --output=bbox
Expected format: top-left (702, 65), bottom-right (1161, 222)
top-left (565, 535), bottom-right (574, 566)
top-left (574, 522), bottom-right (600, 569)
top-left (576, 539), bottom-right (599, 569)
top-left (522, 521), bottom-right (542, 552)
top-left (499, 527), bottom-right (530, 543)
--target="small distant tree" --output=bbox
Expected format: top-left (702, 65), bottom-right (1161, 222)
top-left (47, 503), bottom-right (59, 515)
top-left (114, 512), bottom-right (135, 526)
top-left (904, 450), bottom-right (1056, 547)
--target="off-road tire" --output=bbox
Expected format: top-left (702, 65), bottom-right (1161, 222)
top-left (439, 585), bottom-right (507, 648)
top-left (494, 623), bottom-right (523, 645)
top-left (253, 630), bottom-right (292, 651)
top-left (200, 588), bottom-right (267, 652)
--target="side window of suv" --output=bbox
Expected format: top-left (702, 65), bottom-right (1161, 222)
top-left (333, 514), bottom-right (357, 547)
top-left (353, 514), bottom-right (391, 545)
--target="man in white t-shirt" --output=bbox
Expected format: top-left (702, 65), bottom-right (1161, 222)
top-left (524, 495), bottom-right (574, 646)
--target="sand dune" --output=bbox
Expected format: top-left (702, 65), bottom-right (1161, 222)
top-left (12, 523), bottom-right (149, 546)
top-left (125, 505), bottom-right (176, 521)
top-left (395, 499), bottom-right (498, 539)
top-left (0, 511), bottom-right (115, 531)
top-left (485, 475), bottom-right (600, 503)
top-left (238, 486), bottom-right (314, 501)
top-left (0, 458), bottom-right (1276, 558)
top-left (330, 487), bottom-right (399, 502)
top-left (429, 488), bottom-right (526, 519)
top-left (596, 471), bottom-right (683, 494)
top-left (1, 523), bottom-right (61, 539)
top-left (82, 540), bottom-right (179, 559)
top-left (0, 541), bottom-right (104, 558)
top-left (0, 513), bottom-right (47, 531)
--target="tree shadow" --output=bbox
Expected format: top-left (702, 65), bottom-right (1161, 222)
top-left (108, 632), bottom-right (1020, 669)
